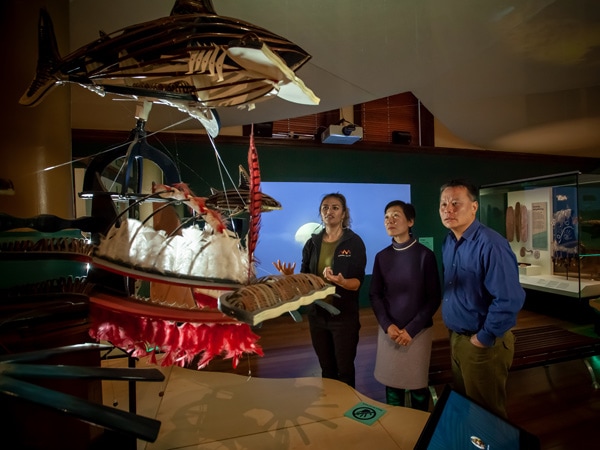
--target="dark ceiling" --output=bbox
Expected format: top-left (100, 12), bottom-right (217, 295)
top-left (67, 0), bottom-right (600, 158)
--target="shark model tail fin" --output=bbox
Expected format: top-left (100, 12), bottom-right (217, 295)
top-left (19, 8), bottom-right (63, 106)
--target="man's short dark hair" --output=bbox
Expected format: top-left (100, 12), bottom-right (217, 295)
top-left (440, 179), bottom-right (479, 201)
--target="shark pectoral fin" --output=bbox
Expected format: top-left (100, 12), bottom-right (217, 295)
top-left (277, 76), bottom-right (320, 105)
top-left (288, 310), bottom-right (303, 322)
top-left (227, 41), bottom-right (288, 81)
top-left (314, 300), bottom-right (341, 316)
top-left (227, 41), bottom-right (319, 106)
top-left (186, 106), bottom-right (220, 138)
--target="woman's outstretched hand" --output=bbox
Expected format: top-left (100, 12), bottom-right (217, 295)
top-left (273, 260), bottom-right (296, 275)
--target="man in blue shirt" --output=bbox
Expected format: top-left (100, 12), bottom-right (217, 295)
top-left (439, 179), bottom-right (525, 418)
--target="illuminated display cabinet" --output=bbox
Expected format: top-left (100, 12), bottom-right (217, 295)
top-left (479, 172), bottom-right (600, 307)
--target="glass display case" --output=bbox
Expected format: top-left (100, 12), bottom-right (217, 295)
top-left (480, 171), bottom-right (600, 300)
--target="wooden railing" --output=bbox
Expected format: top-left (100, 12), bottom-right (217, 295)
top-left (429, 325), bottom-right (600, 389)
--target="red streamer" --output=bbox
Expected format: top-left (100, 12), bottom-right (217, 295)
top-left (88, 304), bottom-right (263, 369)
top-left (247, 128), bottom-right (262, 280)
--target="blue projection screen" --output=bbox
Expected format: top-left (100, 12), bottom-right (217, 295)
top-left (253, 182), bottom-right (411, 277)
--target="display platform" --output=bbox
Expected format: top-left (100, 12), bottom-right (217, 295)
top-left (520, 274), bottom-right (600, 298)
top-left (102, 362), bottom-right (429, 450)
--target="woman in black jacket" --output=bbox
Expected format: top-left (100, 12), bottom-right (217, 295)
top-left (274, 192), bottom-right (366, 387)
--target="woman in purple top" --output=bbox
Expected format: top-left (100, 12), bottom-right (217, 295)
top-left (369, 200), bottom-right (441, 411)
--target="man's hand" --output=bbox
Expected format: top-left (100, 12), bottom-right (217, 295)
top-left (470, 334), bottom-right (486, 348)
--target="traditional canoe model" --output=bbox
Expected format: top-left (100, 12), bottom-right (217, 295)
top-left (0, 155), bottom-right (337, 441)
top-left (10, 0), bottom-right (330, 368)
top-left (4, 0), bottom-right (326, 439)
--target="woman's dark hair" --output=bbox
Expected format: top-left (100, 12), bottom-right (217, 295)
top-left (440, 179), bottom-right (479, 201)
top-left (320, 192), bottom-right (351, 228)
top-left (384, 200), bottom-right (416, 222)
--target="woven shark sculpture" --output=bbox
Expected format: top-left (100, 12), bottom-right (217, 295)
top-left (19, 0), bottom-right (319, 137)
top-left (206, 165), bottom-right (282, 216)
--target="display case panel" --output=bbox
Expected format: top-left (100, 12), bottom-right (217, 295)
top-left (480, 172), bottom-right (600, 299)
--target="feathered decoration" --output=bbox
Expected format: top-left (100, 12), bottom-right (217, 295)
top-left (153, 181), bottom-right (227, 234)
top-left (247, 128), bottom-right (262, 281)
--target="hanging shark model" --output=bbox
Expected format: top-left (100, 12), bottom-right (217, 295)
top-left (19, 0), bottom-right (319, 137)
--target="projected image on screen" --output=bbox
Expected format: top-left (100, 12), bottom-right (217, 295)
top-left (253, 182), bottom-right (411, 277)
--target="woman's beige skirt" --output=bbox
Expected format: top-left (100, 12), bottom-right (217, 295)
top-left (374, 326), bottom-right (433, 389)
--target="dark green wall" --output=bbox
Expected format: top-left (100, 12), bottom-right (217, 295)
top-left (151, 137), bottom-right (597, 259)
top-left (72, 131), bottom-right (600, 306)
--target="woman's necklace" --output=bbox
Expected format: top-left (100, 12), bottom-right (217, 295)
top-left (392, 238), bottom-right (417, 251)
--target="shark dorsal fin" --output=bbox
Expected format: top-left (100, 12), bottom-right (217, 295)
top-left (171, 0), bottom-right (216, 16)
top-left (238, 165), bottom-right (250, 189)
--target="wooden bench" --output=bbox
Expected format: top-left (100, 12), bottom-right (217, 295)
top-left (428, 325), bottom-right (600, 392)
